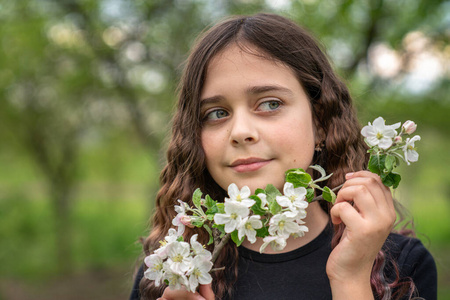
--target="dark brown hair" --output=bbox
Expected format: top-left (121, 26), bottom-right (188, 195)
top-left (140, 13), bottom-right (414, 299)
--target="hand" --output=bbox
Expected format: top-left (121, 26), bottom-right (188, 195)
top-left (158, 284), bottom-right (215, 300)
top-left (327, 171), bottom-right (396, 296)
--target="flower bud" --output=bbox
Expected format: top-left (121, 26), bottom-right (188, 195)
top-left (402, 120), bottom-right (417, 135)
top-left (394, 136), bottom-right (402, 143)
top-left (180, 215), bottom-right (194, 228)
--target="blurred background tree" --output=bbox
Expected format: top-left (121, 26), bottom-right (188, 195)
top-left (0, 0), bottom-right (448, 299)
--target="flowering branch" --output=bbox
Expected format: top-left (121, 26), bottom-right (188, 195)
top-left (361, 117), bottom-right (420, 188)
top-left (143, 116), bottom-right (421, 293)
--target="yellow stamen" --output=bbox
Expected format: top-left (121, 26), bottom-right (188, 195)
top-left (172, 254), bottom-right (183, 262)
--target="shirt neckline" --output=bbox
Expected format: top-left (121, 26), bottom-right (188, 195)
top-left (238, 223), bottom-right (333, 263)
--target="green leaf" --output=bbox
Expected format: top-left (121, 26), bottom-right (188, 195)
top-left (264, 184), bottom-right (282, 214)
top-left (249, 195), bottom-right (267, 216)
top-left (204, 195), bottom-right (216, 209)
top-left (255, 188), bottom-right (266, 195)
top-left (285, 168), bottom-right (312, 188)
top-left (306, 188), bottom-right (315, 203)
top-left (206, 214), bottom-right (214, 221)
top-left (381, 172), bottom-right (401, 189)
top-left (205, 196), bottom-right (218, 215)
top-left (309, 164), bottom-right (326, 177)
top-left (384, 155), bottom-right (396, 173)
top-left (231, 230), bottom-right (244, 246)
top-left (203, 224), bottom-right (214, 245)
top-left (216, 203), bottom-right (225, 214)
top-left (191, 219), bottom-right (204, 227)
top-left (265, 184), bottom-right (282, 204)
top-left (176, 236), bottom-right (184, 242)
top-left (322, 186), bottom-right (336, 203)
top-left (256, 226), bottom-right (269, 238)
top-left (192, 188), bottom-right (203, 209)
top-left (205, 206), bottom-right (218, 215)
top-left (212, 223), bottom-right (225, 235)
top-left (269, 199), bottom-right (282, 215)
top-left (368, 154), bottom-right (386, 175)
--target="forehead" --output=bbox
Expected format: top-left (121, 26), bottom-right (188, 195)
top-left (207, 43), bottom-right (287, 75)
top-left (201, 44), bottom-right (301, 96)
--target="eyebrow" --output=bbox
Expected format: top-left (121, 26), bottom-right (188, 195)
top-left (246, 84), bottom-right (294, 96)
top-left (200, 85), bottom-right (294, 107)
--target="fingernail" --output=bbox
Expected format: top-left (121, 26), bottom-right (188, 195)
top-left (346, 172), bottom-right (354, 178)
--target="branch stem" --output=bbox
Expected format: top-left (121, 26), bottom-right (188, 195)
top-left (211, 233), bottom-right (231, 263)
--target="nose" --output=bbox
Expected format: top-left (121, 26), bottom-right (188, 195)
top-left (229, 113), bottom-right (259, 146)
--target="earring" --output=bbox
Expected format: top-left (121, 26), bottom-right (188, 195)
top-left (314, 141), bottom-right (324, 152)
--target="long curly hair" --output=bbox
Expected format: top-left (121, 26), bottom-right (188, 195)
top-left (140, 13), bottom-right (415, 299)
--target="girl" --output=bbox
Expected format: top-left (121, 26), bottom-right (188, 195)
top-left (129, 13), bottom-right (437, 300)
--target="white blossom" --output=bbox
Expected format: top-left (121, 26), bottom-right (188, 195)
top-left (402, 135), bottom-right (421, 165)
top-left (166, 241), bottom-right (192, 274)
top-left (290, 219), bottom-right (309, 238)
top-left (237, 215), bottom-right (263, 243)
top-left (190, 234), bottom-right (212, 260)
top-left (257, 193), bottom-right (268, 210)
top-left (172, 200), bottom-right (188, 235)
top-left (260, 235), bottom-right (288, 253)
top-left (226, 183), bottom-right (255, 207)
top-left (268, 212), bottom-right (301, 237)
top-left (187, 256), bottom-right (213, 292)
top-left (143, 254), bottom-right (164, 286)
top-left (276, 182), bottom-right (308, 212)
top-left (283, 208), bottom-right (307, 221)
top-left (163, 268), bottom-right (189, 291)
top-left (361, 117), bottom-right (401, 149)
top-left (214, 201), bottom-right (249, 233)
top-left (154, 228), bottom-right (179, 258)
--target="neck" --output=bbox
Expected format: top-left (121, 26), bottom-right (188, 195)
top-left (241, 201), bottom-right (330, 254)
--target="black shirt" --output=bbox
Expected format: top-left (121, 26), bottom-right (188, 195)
top-left (129, 225), bottom-right (437, 300)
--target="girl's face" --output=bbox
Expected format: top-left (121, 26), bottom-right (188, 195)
top-left (200, 44), bottom-right (317, 192)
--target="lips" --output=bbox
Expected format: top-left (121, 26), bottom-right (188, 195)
top-left (230, 157), bottom-right (272, 173)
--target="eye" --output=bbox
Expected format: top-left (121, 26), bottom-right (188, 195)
top-left (258, 100), bottom-right (281, 111)
top-left (204, 109), bottom-right (229, 121)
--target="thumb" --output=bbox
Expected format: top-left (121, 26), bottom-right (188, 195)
top-left (199, 283), bottom-right (215, 300)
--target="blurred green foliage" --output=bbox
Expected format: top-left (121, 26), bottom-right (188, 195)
top-left (0, 0), bottom-right (448, 299)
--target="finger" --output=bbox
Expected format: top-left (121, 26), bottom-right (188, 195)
top-left (199, 284), bottom-right (215, 300)
top-left (346, 171), bottom-right (392, 208)
top-left (330, 201), bottom-right (362, 228)
top-left (342, 177), bottom-right (387, 210)
top-left (335, 185), bottom-right (378, 219)
top-left (346, 171), bottom-right (396, 220)
top-left (162, 286), bottom-right (205, 300)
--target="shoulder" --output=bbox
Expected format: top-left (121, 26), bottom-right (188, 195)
top-left (384, 232), bottom-right (435, 270)
top-left (384, 232), bottom-right (437, 299)
top-left (129, 264), bottom-right (145, 300)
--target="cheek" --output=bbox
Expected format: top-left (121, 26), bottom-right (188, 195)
top-left (274, 119), bottom-right (315, 162)
top-left (201, 131), bottom-right (223, 165)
